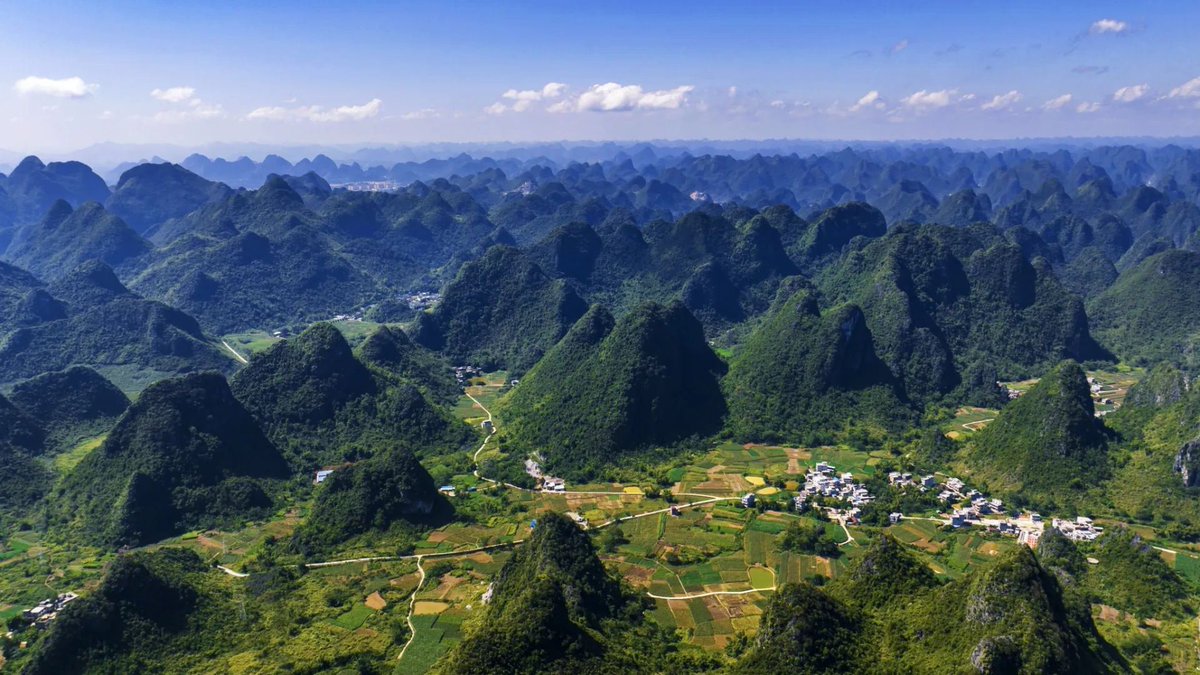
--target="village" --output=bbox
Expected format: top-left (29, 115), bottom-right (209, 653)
top-left (725, 458), bottom-right (1098, 552)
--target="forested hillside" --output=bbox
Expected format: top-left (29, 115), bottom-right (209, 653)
top-left (501, 301), bottom-right (726, 478)
top-left (51, 373), bottom-right (289, 547)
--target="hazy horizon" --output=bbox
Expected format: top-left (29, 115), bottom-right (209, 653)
top-left (3, 1), bottom-right (1200, 155)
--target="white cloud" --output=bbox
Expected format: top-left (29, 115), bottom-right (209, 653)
top-left (1168, 76), bottom-right (1200, 99)
top-left (246, 98), bottom-right (382, 122)
top-left (849, 90), bottom-right (883, 112)
top-left (900, 88), bottom-right (956, 110)
top-left (148, 87), bottom-right (224, 122)
top-left (890, 39), bottom-right (909, 54)
top-left (1076, 101), bottom-right (1101, 113)
top-left (150, 86), bottom-right (196, 103)
top-left (1112, 84), bottom-right (1149, 103)
top-left (561, 83), bottom-right (694, 112)
top-left (490, 81), bottom-right (692, 114)
top-left (400, 108), bottom-right (439, 120)
top-left (1042, 94), bottom-right (1073, 110)
top-left (1089, 18), bottom-right (1129, 34)
top-left (13, 75), bottom-right (98, 99)
top-left (498, 82), bottom-right (568, 111)
top-left (981, 90), bottom-right (1023, 111)
top-left (540, 82), bottom-right (567, 98)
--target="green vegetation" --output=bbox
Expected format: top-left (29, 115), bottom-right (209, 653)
top-left (830, 534), bottom-right (936, 609)
top-left (50, 372), bottom-right (289, 547)
top-left (0, 440), bottom-right (50, 511)
top-left (502, 301), bottom-right (726, 479)
top-left (0, 391), bottom-right (44, 453)
top-left (5, 200), bottom-right (149, 281)
top-left (734, 582), bottom-right (866, 673)
top-left (1083, 528), bottom-right (1191, 619)
top-left (1089, 249), bottom-right (1200, 367)
top-left (291, 447), bottom-right (444, 556)
top-left (105, 162), bottom-right (232, 233)
top-left (414, 245), bottom-right (588, 372)
top-left (355, 324), bottom-right (461, 404)
top-left (967, 361), bottom-right (1111, 500)
top-left (131, 176), bottom-right (386, 333)
top-left (819, 225), bottom-right (1110, 403)
top-left (724, 280), bottom-right (912, 443)
top-left (434, 512), bottom-right (698, 673)
top-left (230, 323), bottom-right (471, 469)
top-left (22, 548), bottom-right (215, 675)
top-left (747, 537), bottom-right (1122, 673)
top-left (779, 518), bottom-right (841, 557)
top-left (8, 366), bottom-right (128, 453)
top-left (0, 260), bottom-right (231, 382)
top-left (8, 147), bottom-right (1200, 673)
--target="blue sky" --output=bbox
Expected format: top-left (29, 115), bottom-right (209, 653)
top-left (2, 1), bottom-right (1200, 152)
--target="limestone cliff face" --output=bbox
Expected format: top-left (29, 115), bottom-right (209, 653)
top-left (1175, 439), bottom-right (1200, 488)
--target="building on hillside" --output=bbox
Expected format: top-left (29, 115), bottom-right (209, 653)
top-left (888, 512), bottom-right (903, 524)
top-left (23, 593), bottom-right (78, 626)
top-left (741, 493), bottom-right (756, 508)
top-left (1052, 517), bottom-right (1103, 541)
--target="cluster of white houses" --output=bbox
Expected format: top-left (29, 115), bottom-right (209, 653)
top-left (1051, 516), bottom-right (1104, 542)
top-left (21, 593), bottom-right (78, 627)
top-left (887, 471), bottom-right (937, 490)
top-left (737, 460), bottom-right (1106, 552)
top-left (400, 291), bottom-right (440, 310)
top-left (793, 461), bottom-right (875, 510)
top-left (453, 365), bottom-right (483, 385)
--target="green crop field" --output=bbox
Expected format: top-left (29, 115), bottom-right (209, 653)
top-left (398, 614), bottom-right (451, 672)
top-left (330, 604), bottom-right (375, 630)
top-left (1173, 551), bottom-right (1200, 587)
top-left (748, 567), bottom-right (774, 589)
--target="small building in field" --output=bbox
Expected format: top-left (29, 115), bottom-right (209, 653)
top-left (741, 493), bottom-right (757, 508)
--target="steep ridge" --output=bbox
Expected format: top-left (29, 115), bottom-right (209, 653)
top-left (501, 301), bottom-right (726, 478)
top-left (51, 372), bottom-right (289, 547)
top-left (413, 245), bottom-right (588, 372)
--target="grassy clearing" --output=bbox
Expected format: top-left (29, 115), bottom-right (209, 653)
top-left (52, 435), bottom-right (105, 474)
top-left (221, 330), bottom-right (281, 356)
top-left (0, 538), bottom-right (31, 563)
